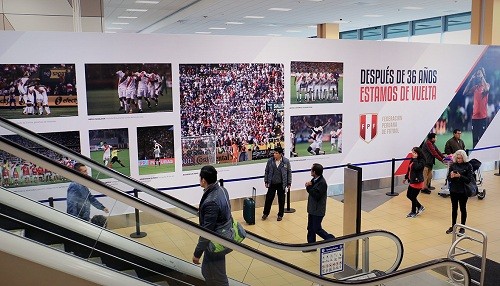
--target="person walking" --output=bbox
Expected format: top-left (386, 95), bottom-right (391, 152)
top-left (262, 146), bottom-right (292, 221)
top-left (67, 163), bottom-right (109, 221)
top-left (192, 165), bottom-right (231, 286)
top-left (304, 163), bottom-right (335, 252)
top-left (445, 150), bottom-right (474, 234)
top-left (421, 133), bottom-right (445, 194)
top-left (404, 147), bottom-right (426, 218)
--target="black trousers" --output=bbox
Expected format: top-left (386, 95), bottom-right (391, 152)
top-left (472, 118), bottom-right (487, 147)
top-left (201, 252), bottom-right (228, 286)
top-left (263, 183), bottom-right (285, 217)
top-left (450, 192), bottom-right (468, 226)
top-left (307, 214), bottom-right (335, 243)
top-left (406, 185), bottom-right (422, 213)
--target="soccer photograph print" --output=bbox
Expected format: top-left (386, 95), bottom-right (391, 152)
top-left (0, 64), bottom-right (77, 119)
top-left (89, 128), bottom-right (131, 179)
top-left (290, 114), bottom-right (343, 157)
top-left (0, 131), bottom-right (80, 188)
top-left (179, 63), bottom-right (285, 171)
top-left (290, 61), bottom-right (344, 105)
top-left (85, 63), bottom-right (173, 115)
top-left (137, 125), bottom-right (175, 175)
top-left (428, 45), bottom-right (499, 154)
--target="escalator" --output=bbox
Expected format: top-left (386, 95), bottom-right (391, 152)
top-left (0, 117), bottom-right (473, 285)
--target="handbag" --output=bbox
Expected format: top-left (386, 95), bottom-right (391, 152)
top-left (208, 189), bottom-right (247, 254)
top-left (465, 180), bottom-right (478, 197)
top-left (208, 218), bottom-right (247, 254)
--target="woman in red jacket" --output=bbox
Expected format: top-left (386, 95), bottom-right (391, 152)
top-left (404, 147), bottom-right (426, 218)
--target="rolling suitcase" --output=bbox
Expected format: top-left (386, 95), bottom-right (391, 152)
top-left (243, 187), bottom-right (256, 225)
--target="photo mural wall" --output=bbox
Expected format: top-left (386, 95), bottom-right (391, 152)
top-left (0, 32), bottom-right (498, 215)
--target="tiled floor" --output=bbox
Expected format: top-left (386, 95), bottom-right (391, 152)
top-left (111, 170), bottom-right (500, 285)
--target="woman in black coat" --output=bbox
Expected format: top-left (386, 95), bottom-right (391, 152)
top-left (446, 149), bottom-right (474, 234)
top-left (404, 147), bottom-right (426, 218)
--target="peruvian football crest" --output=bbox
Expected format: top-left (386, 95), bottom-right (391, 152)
top-left (359, 113), bottom-right (378, 143)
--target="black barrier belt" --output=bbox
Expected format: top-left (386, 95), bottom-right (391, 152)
top-left (38, 144), bottom-right (500, 204)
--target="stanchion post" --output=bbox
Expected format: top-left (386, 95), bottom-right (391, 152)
top-left (284, 187), bottom-right (296, 213)
top-left (48, 197), bottom-right (54, 207)
top-left (130, 189), bottom-right (147, 238)
top-left (386, 158), bottom-right (399, 196)
top-left (495, 161), bottom-right (500, 176)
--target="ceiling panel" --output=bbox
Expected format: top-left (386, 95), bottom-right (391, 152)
top-left (3, 0), bottom-right (72, 15)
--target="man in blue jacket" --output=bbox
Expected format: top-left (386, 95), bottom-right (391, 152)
top-left (304, 163), bottom-right (335, 252)
top-left (262, 146), bottom-right (292, 221)
top-left (66, 163), bottom-right (109, 221)
top-left (192, 165), bottom-right (231, 286)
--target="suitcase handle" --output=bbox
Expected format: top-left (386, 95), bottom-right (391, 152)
top-left (252, 187), bottom-right (256, 199)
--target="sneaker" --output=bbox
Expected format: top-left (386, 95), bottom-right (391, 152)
top-left (459, 228), bottom-right (465, 234)
top-left (277, 216), bottom-right (283, 221)
top-left (428, 186), bottom-right (436, 190)
top-left (261, 214), bottom-right (268, 220)
top-left (446, 227), bottom-right (454, 234)
top-left (421, 189), bottom-right (431, 194)
top-left (406, 212), bottom-right (417, 218)
top-left (417, 206), bottom-right (425, 215)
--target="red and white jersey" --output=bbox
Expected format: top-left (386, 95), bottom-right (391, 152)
top-left (21, 165), bottom-right (31, 176)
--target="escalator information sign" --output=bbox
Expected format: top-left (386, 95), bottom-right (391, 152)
top-left (320, 244), bottom-right (344, 275)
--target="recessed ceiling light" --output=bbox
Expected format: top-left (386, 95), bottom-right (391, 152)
top-left (135, 0), bottom-right (159, 3)
top-left (403, 6), bottom-right (423, 10)
top-left (195, 32), bottom-right (212, 34)
top-left (111, 22), bottom-right (129, 25)
top-left (267, 34), bottom-right (282, 36)
top-left (105, 31), bottom-right (117, 33)
top-left (286, 30), bottom-right (301, 33)
top-left (107, 27), bottom-right (123, 30)
top-left (308, 25), bottom-right (316, 28)
top-left (244, 16), bottom-right (265, 19)
top-left (226, 22), bottom-right (244, 25)
top-left (309, 0), bottom-right (323, 2)
top-left (209, 27), bottom-right (226, 30)
top-left (268, 8), bottom-right (292, 12)
top-left (118, 16), bottom-right (138, 19)
top-left (126, 9), bottom-right (147, 12)
top-left (363, 14), bottom-right (383, 17)
top-left (266, 24), bottom-right (280, 27)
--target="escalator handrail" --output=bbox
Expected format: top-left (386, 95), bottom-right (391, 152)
top-left (0, 229), bottom-right (157, 286)
top-left (0, 133), bottom-right (471, 285)
top-left (0, 116), bottom-right (404, 273)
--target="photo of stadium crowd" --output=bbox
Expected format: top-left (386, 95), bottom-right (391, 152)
top-left (85, 63), bottom-right (173, 115)
top-left (137, 125), bottom-right (175, 175)
top-left (290, 61), bottom-right (344, 104)
top-left (0, 64), bottom-right (77, 119)
top-left (0, 131), bottom-right (80, 188)
top-left (179, 63), bottom-right (285, 170)
top-left (290, 114), bottom-right (343, 157)
top-left (89, 128), bottom-right (130, 179)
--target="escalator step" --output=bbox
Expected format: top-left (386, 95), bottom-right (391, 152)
top-left (50, 243), bottom-right (65, 251)
top-left (88, 256), bottom-right (103, 264)
top-left (121, 269), bottom-right (138, 277)
top-left (9, 229), bottom-right (26, 237)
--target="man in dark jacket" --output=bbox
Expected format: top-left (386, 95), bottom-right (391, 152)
top-left (262, 146), bottom-right (292, 221)
top-left (421, 133), bottom-right (445, 194)
top-left (192, 165), bottom-right (231, 286)
top-left (444, 129), bottom-right (466, 155)
top-left (303, 163), bottom-right (335, 252)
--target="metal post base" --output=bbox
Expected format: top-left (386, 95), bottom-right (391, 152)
top-left (386, 192), bottom-right (399, 196)
top-left (495, 173), bottom-right (500, 176)
top-left (130, 232), bottom-right (147, 238)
